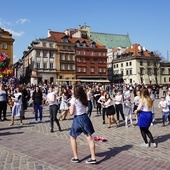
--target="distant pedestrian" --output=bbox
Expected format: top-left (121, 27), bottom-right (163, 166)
top-left (158, 96), bottom-right (170, 126)
top-left (0, 82), bottom-right (8, 121)
top-left (124, 98), bottom-right (134, 128)
top-left (114, 89), bottom-right (125, 124)
top-left (32, 86), bottom-right (45, 123)
top-left (103, 93), bottom-right (118, 128)
top-left (134, 88), bottom-right (157, 148)
top-left (46, 85), bottom-right (61, 133)
top-left (9, 87), bottom-right (23, 126)
top-left (69, 85), bottom-right (96, 164)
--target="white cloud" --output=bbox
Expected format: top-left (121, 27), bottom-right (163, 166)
top-left (4, 28), bottom-right (24, 37)
top-left (0, 18), bottom-right (12, 27)
top-left (16, 18), bottom-right (29, 24)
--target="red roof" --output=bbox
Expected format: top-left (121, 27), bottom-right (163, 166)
top-left (122, 43), bottom-right (159, 58)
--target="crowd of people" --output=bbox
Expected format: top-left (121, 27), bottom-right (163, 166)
top-left (0, 81), bottom-right (170, 164)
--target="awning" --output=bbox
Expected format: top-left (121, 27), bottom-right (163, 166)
top-left (55, 79), bottom-right (110, 83)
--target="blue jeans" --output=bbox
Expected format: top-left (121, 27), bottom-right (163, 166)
top-left (162, 111), bottom-right (169, 125)
top-left (87, 100), bottom-right (92, 117)
top-left (34, 104), bottom-right (43, 121)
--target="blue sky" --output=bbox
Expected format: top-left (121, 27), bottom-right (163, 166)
top-left (0, 0), bottom-right (170, 62)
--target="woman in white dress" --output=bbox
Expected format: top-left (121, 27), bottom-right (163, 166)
top-left (9, 86), bottom-right (23, 126)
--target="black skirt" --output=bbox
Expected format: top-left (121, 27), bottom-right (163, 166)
top-left (106, 105), bottom-right (115, 115)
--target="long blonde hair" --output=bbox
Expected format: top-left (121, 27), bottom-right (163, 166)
top-left (140, 88), bottom-right (153, 109)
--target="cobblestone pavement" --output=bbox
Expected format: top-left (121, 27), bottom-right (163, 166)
top-left (0, 94), bottom-right (170, 170)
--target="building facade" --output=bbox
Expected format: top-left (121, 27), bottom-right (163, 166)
top-left (112, 43), bottom-right (161, 85)
top-left (0, 28), bottom-right (14, 64)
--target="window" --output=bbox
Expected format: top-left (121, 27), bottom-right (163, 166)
top-left (77, 58), bottom-right (80, 62)
top-left (164, 77), bottom-right (166, 83)
top-left (76, 51), bottom-right (80, 55)
top-left (103, 68), bottom-right (106, 73)
top-left (126, 70), bottom-right (128, 75)
top-left (60, 46), bottom-right (63, 50)
top-left (43, 42), bottom-right (46, 47)
top-left (140, 68), bottom-right (144, 75)
top-left (71, 46), bottom-right (74, 51)
top-left (98, 68), bottom-right (102, 73)
top-left (70, 64), bottom-right (74, 70)
top-left (0, 34), bottom-right (3, 37)
top-left (49, 43), bottom-right (53, 47)
top-left (98, 52), bottom-right (101, 56)
top-left (36, 50), bottom-right (41, 57)
top-left (130, 70), bottom-right (132, 75)
top-left (126, 62), bottom-right (128, 66)
top-left (121, 63), bottom-right (123, 67)
top-left (147, 61), bottom-right (150, 66)
top-left (70, 55), bottom-right (74, 60)
top-left (121, 70), bottom-right (123, 75)
top-left (168, 69), bottom-right (170, 74)
top-left (49, 51), bottom-right (54, 58)
top-left (98, 59), bottom-right (101, 63)
top-left (140, 61), bottom-right (143, 66)
top-left (65, 54), bottom-right (68, 60)
top-left (50, 63), bottom-right (53, 69)
top-left (60, 64), bottom-right (64, 70)
top-left (130, 79), bottom-right (132, 83)
top-left (65, 64), bottom-right (69, 70)
top-left (90, 59), bottom-right (94, 63)
top-left (77, 67), bottom-right (81, 72)
top-left (43, 51), bottom-right (48, 57)
top-left (117, 64), bottom-right (118, 68)
top-left (60, 54), bottom-right (64, 60)
top-left (90, 51), bottom-right (94, 55)
top-left (43, 62), bottom-right (47, 68)
top-left (82, 67), bottom-right (86, 72)
top-left (82, 58), bottom-right (86, 63)
top-left (2, 43), bottom-right (7, 49)
top-left (129, 62), bottom-right (132, 66)
top-left (90, 67), bottom-right (94, 72)
top-left (37, 63), bottom-right (40, 68)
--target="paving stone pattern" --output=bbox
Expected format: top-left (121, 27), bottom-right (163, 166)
top-left (0, 91), bottom-right (170, 170)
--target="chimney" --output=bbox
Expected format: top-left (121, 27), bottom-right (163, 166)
top-left (48, 29), bottom-right (51, 37)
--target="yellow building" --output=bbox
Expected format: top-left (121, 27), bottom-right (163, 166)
top-left (0, 28), bottom-right (15, 64)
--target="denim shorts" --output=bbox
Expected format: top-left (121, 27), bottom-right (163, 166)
top-left (70, 113), bottom-right (95, 137)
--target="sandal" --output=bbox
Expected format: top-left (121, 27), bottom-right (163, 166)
top-left (9, 123), bottom-right (14, 126)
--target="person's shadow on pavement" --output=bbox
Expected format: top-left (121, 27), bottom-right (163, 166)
top-left (81, 145), bottom-right (132, 164)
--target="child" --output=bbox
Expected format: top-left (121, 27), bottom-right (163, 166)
top-left (133, 90), bottom-right (140, 124)
top-left (8, 97), bottom-right (14, 112)
top-left (124, 98), bottom-right (134, 127)
top-left (158, 96), bottom-right (170, 126)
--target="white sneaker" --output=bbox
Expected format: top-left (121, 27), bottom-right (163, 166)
top-left (150, 143), bottom-right (157, 148)
top-left (35, 120), bottom-right (39, 124)
top-left (140, 143), bottom-right (149, 147)
top-left (40, 120), bottom-right (45, 123)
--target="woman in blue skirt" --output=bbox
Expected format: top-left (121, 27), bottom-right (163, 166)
top-left (69, 85), bottom-right (96, 164)
top-left (134, 88), bottom-right (157, 148)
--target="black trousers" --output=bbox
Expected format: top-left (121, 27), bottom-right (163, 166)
top-left (115, 104), bottom-right (125, 121)
top-left (49, 105), bottom-right (60, 130)
top-left (0, 101), bottom-right (7, 120)
top-left (102, 108), bottom-right (107, 122)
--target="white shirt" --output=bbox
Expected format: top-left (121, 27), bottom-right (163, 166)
top-left (141, 99), bottom-right (152, 112)
top-left (159, 100), bottom-right (169, 112)
top-left (47, 92), bottom-right (58, 106)
top-left (134, 96), bottom-right (140, 106)
top-left (13, 92), bottom-right (22, 104)
top-left (165, 95), bottom-right (170, 105)
top-left (114, 94), bottom-right (123, 105)
top-left (70, 97), bottom-right (86, 116)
